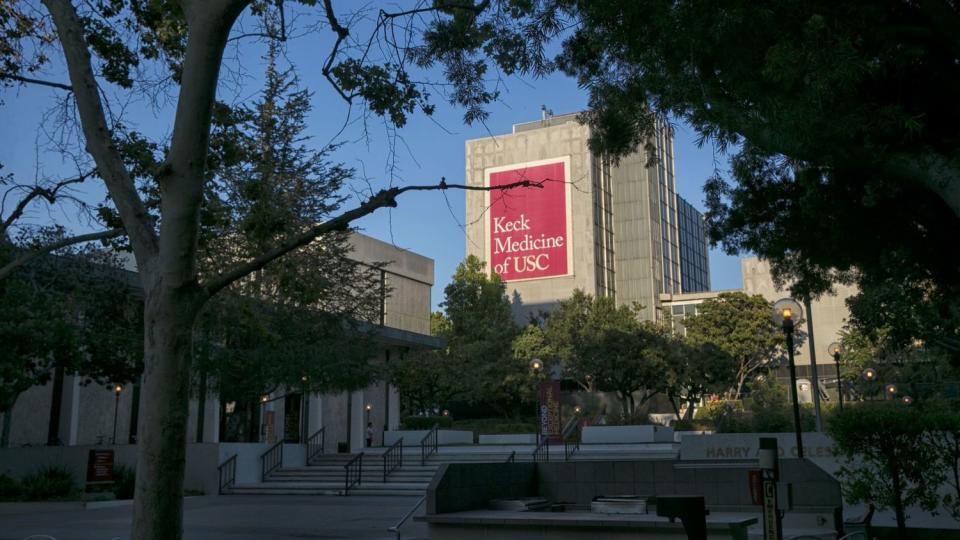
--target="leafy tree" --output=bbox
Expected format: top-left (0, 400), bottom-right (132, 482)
top-left (549, 1), bottom-right (960, 300)
top-left (511, 323), bottom-right (555, 404)
top-left (0, 166), bottom-right (124, 281)
top-left (838, 325), bottom-right (957, 401)
top-left (0, 243), bottom-right (142, 445)
top-left (828, 405), bottom-right (945, 539)
top-left (441, 255), bottom-right (520, 413)
top-left (845, 275), bottom-right (960, 366)
top-left (557, 292), bottom-right (667, 417)
top-left (683, 292), bottom-right (784, 398)
top-left (663, 340), bottom-right (736, 422)
top-left (925, 408), bottom-right (960, 521)
top-left (193, 45), bottom-right (383, 440)
top-left (4, 3), bottom-right (549, 535)
top-left (391, 312), bottom-right (464, 416)
top-left (543, 289), bottom-right (596, 390)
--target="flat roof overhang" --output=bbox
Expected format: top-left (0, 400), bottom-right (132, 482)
top-left (354, 321), bottom-right (445, 350)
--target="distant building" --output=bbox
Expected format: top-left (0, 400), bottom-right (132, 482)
top-left (465, 112), bottom-right (710, 322)
top-left (677, 197), bottom-right (710, 293)
top-left (741, 257), bottom-right (857, 370)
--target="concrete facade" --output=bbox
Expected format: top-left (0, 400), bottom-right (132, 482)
top-left (0, 232), bottom-right (437, 454)
top-left (465, 113), bottom-right (709, 322)
top-left (741, 257), bottom-right (857, 368)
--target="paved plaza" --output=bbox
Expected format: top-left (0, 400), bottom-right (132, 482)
top-left (0, 495), bottom-right (426, 540)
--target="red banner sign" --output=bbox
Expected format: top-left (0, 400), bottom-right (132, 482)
top-left (538, 380), bottom-right (562, 443)
top-left (486, 159), bottom-right (571, 282)
top-left (86, 449), bottom-right (114, 484)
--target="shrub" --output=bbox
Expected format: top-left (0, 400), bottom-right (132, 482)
top-left (828, 404), bottom-right (944, 540)
top-left (112, 465), bottom-right (136, 500)
top-left (0, 475), bottom-right (21, 501)
top-left (401, 416), bottom-right (453, 430)
top-left (672, 419), bottom-right (714, 431)
top-left (20, 466), bottom-right (78, 501)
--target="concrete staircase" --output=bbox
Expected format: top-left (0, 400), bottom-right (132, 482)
top-left (228, 452), bottom-right (440, 496)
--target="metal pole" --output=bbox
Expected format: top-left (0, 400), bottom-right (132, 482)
top-left (834, 353), bottom-right (843, 411)
top-left (112, 392), bottom-right (120, 445)
top-left (785, 324), bottom-right (804, 458)
top-left (802, 298), bottom-right (823, 431)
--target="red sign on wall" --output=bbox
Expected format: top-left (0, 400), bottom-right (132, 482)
top-left (486, 159), bottom-right (571, 282)
top-left (538, 380), bottom-right (562, 444)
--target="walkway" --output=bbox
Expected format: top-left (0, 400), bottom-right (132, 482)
top-left (0, 495), bottom-right (427, 540)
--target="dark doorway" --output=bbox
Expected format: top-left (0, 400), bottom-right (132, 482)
top-left (284, 393), bottom-right (302, 443)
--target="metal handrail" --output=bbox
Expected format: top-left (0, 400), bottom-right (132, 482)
top-left (505, 450), bottom-right (516, 463)
top-left (260, 439), bottom-right (284, 482)
top-left (420, 424), bottom-right (439, 466)
top-left (343, 452), bottom-right (363, 496)
top-left (383, 437), bottom-right (404, 482)
top-left (218, 454), bottom-right (237, 494)
top-left (532, 435), bottom-right (549, 463)
top-left (306, 427), bottom-right (326, 465)
top-left (387, 495), bottom-right (426, 539)
top-left (564, 424), bottom-right (581, 461)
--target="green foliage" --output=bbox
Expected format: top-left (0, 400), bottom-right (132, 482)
top-left (828, 404), bottom-right (945, 537)
top-left (0, 243), bottom-right (142, 414)
top-left (194, 46), bottom-right (383, 439)
top-left (694, 381), bottom-right (816, 433)
top-left (683, 293), bottom-right (784, 398)
top-left (19, 466), bottom-right (79, 501)
top-left (838, 326), bottom-right (959, 401)
top-left (438, 256), bottom-right (520, 410)
top-left (0, 474), bottom-right (21, 501)
top-left (697, 400), bottom-right (750, 433)
top-left (923, 406), bottom-right (960, 521)
top-left (554, 291), bottom-right (668, 417)
top-left (401, 416), bottom-right (453, 430)
top-left (550, 1), bottom-right (960, 302)
top-left (663, 340), bottom-right (737, 421)
top-left (113, 465), bottom-right (136, 500)
top-left (392, 325), bottom-right (463, 417)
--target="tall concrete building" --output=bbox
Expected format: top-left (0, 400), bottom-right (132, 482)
top-left (465, 112), bottom-right (709, 321)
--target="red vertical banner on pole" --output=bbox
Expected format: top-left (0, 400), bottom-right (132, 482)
top-left (537, 381), bottom-right (562, 443)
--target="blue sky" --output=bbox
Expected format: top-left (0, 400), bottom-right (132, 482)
top-left (0, 9), bottom-right (745, 311)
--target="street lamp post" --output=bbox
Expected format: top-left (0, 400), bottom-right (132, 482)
top-left (828, 342), bottom-right (843, 411)
top-left (862, 368), bottom-right (877, 400)
top-left (772, 298), bottom-right (805, 459)
top-left (112, 384), bottom-right (123, 445)
top-left (530, 359), bottom-right (543, 440)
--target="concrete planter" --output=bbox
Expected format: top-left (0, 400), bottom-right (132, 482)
top-left (478, 434), bottom-right (536, 445)
top-left (384, 430), bottom-right (473, 447)
top-left (580, 425), bottom-right (675, 444)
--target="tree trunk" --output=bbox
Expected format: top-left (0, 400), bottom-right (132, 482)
top-left (130, 290), bottom-right (200, 540)
top-left (890, 461), bottom-right (907, 540)
top-left (681, 396), bottom-right (697, 422)
top-left (1, 407), bottom-right (12, 448)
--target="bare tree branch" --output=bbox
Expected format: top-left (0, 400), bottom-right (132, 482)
top-left (1, 170), bottom-right (95, 237)
top-left (0, 227), bottom-right (124, 281)
top-left (321, 0), bottom-right (352, 103)
top-left (201, 178), bottom-right (544, 298)
top-left (0, 73), bottom-right (73, 91)
top-left (43, 0), bottom-right (159, 262)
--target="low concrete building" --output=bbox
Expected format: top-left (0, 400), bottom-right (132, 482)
top-left (0, 232), bottom-right (440, 455)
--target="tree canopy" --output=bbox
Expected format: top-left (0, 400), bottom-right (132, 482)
top-left (682, 292), bottom-right (784, 399)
